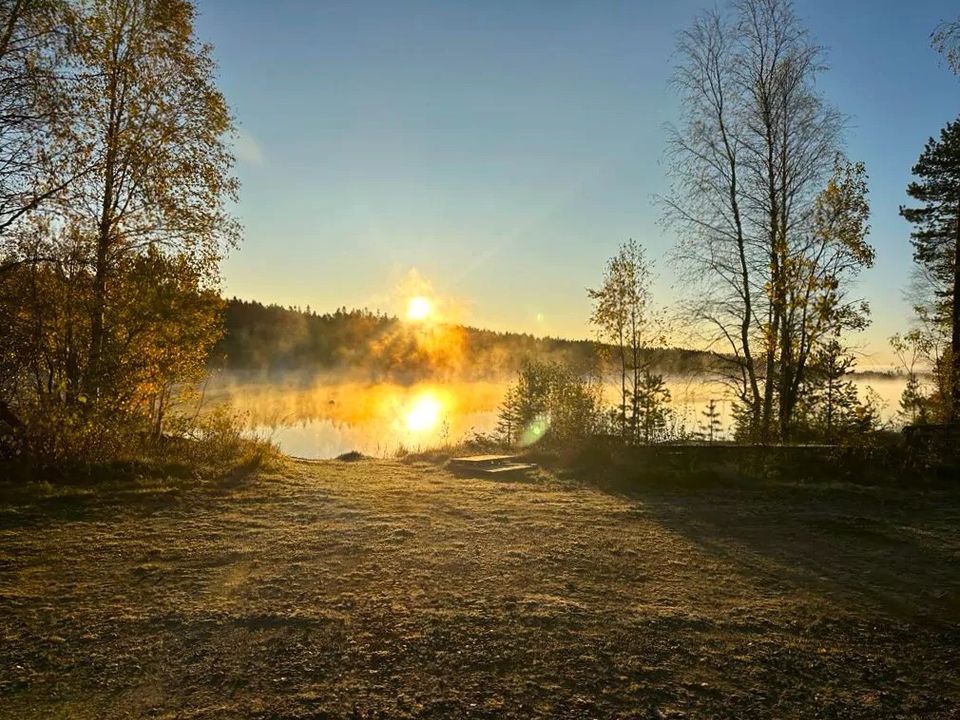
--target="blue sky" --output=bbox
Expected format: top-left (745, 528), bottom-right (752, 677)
top-left (195, 0), bottom-right (959, 361)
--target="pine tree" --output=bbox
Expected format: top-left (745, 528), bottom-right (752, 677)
top-left (634, 371), bottom-right (671, 444)
top-left (699, 399), bottom-right (722, 443)
top-left (900, 118), bottom-right (960, 422)
top-left (496, 385), bottom-right (521, 445)
top-left (890, 330), bottom-right (938, 425)
top-left (899, 374), bottom-right (928, 426)
top-left (797, 338), bottom-right (878, 441)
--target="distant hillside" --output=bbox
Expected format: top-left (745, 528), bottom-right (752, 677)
top-left (213, 298), bottom-right (721, 382)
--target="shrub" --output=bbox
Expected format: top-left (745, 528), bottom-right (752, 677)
top-left (495, 360), bottom-right (602, 448)
top-left (1, 400), bottom-right (280, 482)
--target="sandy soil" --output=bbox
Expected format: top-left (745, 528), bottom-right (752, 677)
top-left (1, 460), bottom-right (958, 718)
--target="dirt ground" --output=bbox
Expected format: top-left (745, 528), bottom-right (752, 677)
top-left (1, 459), bottom-right (958, 719)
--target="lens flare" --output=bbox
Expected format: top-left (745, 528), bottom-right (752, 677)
top-left (406, 296), bottom-right (433, 322)
top-left (405, 393), bottom-right (442, 432)
top-left (520, 414), bottom-right (550, 447)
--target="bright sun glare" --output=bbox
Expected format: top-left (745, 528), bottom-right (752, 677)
top-left (406, 295), bottom-right (433, 322)
top-left (405, 393), bottom-right (442, 433)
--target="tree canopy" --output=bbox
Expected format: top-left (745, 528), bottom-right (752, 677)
top-left (0, 0), bottom-right (239, 460)
top-left (900, 118), bottom-right (960, 421)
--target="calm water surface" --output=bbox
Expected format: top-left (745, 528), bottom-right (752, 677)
top-left (209, 373), bottom-right (913, 458)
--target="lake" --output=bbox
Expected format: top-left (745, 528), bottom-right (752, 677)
top-left (207, 372), bottom-right (914, 458)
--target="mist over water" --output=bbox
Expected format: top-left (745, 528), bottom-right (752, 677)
top-left (208, 372), bottom-right (915, 458)
top-left (207, 374), bottom-right (504, 458)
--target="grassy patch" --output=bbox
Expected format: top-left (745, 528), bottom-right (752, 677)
top-left (1, 459), bottom-right (958, 718)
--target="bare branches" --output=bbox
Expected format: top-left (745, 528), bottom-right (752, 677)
top-left (664, 0), bottom-right (870, 441)
top-left (0, 0), bottom-right (72, 238)
top-left (933, 17), bottom-right (960, 74)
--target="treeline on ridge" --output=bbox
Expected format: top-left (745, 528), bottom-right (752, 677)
top-left (214, 298), bottom-right (720, 381)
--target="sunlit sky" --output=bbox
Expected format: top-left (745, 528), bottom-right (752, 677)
top-left (196, 0), bottom-right (958, 363)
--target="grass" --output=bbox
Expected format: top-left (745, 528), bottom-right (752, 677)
top-left (0, 459), bottom-right (958, 718)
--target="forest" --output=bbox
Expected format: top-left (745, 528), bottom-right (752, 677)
top-left (214, 298), bottom-right (719, 381)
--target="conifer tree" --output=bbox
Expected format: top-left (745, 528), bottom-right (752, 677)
top-left (900, 119), bottom-right (960, 421)
top-left (699, 399), bottom-right (722, 443)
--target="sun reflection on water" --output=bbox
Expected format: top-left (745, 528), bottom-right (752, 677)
top-left (210, 372), bottom-right (911, 458)
top-left (404, 392), bottom-right (443, 433)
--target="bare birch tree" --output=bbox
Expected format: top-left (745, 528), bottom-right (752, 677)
top-left (664, 0), bottom-right (872, 442)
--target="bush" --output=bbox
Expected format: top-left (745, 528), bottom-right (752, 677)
top-left (496, 360), bottom-right (602, 448)
top-left (0, 401), bottom-right (280, 482)
top-left (1, 399), bottom-right (146, 466)
top-left (162, 406), bottom-right (281, 473)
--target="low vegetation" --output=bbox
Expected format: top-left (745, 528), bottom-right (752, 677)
top-left (1, 406), bottom-right (281, 486)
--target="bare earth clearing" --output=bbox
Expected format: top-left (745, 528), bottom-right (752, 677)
top-left (1, 460), bottom-right (958, 719)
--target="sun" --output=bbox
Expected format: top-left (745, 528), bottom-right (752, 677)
top-left (406, 295), bottom-right (433, 322)
top-left (405, 393), bottom-right (442, 433)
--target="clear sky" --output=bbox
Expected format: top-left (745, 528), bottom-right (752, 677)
top-left (195, 0), bottom-right (959, 363)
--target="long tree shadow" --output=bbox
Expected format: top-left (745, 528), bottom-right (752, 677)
top-left (618, 479), bottom-right (960, 625)
top-left (0, 453), bottom-right (280, 533)
top-left (0, 468), bottom-right (218, 532)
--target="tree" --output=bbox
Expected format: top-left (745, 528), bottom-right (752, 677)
top-left (900, 374), bottom-right (928, 426)
top-left (2, 243), bottom-right (221, 447)
top-left (665, 0), bottom-right (872, 442)
top-left (495, 385), bottom-right (521, 445)
top-left (59, 0), bottom-right (239, 404)
top-left (589, 239), bottom-right (664, 444)
top-left (795, 338), bottom-right (877, 441)
top-left (777, 158), bottom-right (873, 437)
top-left (933, 16), bottom-right (960, 74)
top-left (891, 331), bottom-right (934, 425)
top-left (803, 338), bottom-right (856, 438)
top-left (634, 371), bottom-right (671, 444)
top-left (117, 249), bottom-right (223, 440)
top-left (0, 0), bottom-right (239, 459)
top-left (495, 360), bottom-right (601, 447)
top-left (900, 119), bottom-right (960, 422)
top-left (699, 399), bottom-right (722, 443)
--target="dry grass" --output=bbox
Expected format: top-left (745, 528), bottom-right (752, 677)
top-left (1, 460), bottom-right (958, 718)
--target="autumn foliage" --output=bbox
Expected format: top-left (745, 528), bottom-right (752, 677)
top-left (0, 0), bottom-right (239, 464)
